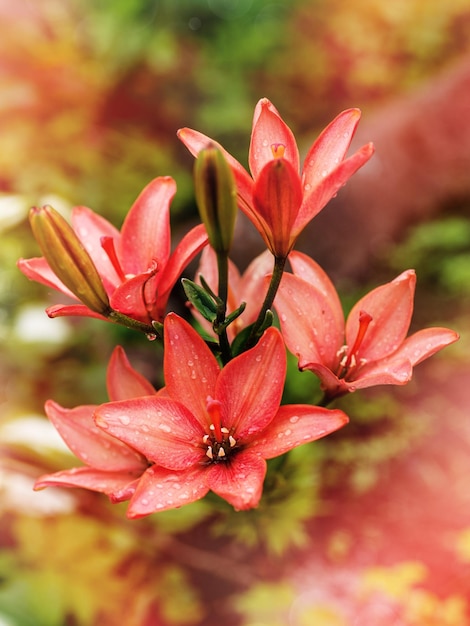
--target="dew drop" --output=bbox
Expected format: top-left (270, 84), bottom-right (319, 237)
top-left (119, 415), bottom-right (131, 425)
top-left (280, 313), bottom-right (287, 322)
top-left (141, 498), bottom-right (149, 506)
top-left (141, 424), bottom-right (150, 432)
top-left (158, 423), bottom-right (172, 433)
top-left (262, 139), bottom-right (269, 147)
top-left (146, 333), bottom-right (157, 341)
top-left (284, 429), bottom-right (292, 436)
top-left (289, 415), bottom-right (299, 424)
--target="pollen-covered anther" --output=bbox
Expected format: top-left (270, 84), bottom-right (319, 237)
top-left (338, 310), bottom-right (373, 377)
top-left (271, 143), bottom-right (286, 159)
top-left (203, 423), bottom-right (237, 463)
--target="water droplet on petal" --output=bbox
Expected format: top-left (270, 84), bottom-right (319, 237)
top-left (146, 333), bottom-right (157, 341)
top-left (289, 415), bottom-right (299, 424)
top-left (158, 423), bottom-right (172, 433)
top-left (119, 415), bottom-right (130, 425)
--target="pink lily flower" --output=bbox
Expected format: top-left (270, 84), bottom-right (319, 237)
top-left (34, 346), bottom-right (158, 501)
top-left (94, 313), bottom-right (348, 517)
top-left (178, 98), bottom-right (374, 257)
top-left (18, 177), bottom-right (208, 325)
top-left (191, 246), bottom-right (273, 340)
top-left (275, 252), bottom-right (459, 400)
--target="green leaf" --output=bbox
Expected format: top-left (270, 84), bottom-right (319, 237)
top-left (181, 278), bottom-right (218, 323)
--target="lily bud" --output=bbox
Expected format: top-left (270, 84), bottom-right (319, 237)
top-left (194, 146), bottom-right (237, 254)
top-left (29, 205), bottom-right (111, 315)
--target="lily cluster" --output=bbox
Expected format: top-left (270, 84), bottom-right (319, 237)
top-left (19, 99), bottom-right (458, 516)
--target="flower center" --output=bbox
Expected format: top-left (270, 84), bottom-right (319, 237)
top-left (203, 397), bottom-right (237, 463)
top-left (337, 310), bottom-right (373, 378)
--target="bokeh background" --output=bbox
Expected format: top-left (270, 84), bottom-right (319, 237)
top-left (1, 1), bottom-right (469, 624)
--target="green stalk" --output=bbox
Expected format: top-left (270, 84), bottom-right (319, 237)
top-left (247, 254), bottom-right (287, 348)
top-left (215, 250), bottom-right (232, 364)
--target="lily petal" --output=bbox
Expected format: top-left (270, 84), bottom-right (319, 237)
top-left (275, 272), bottom-right (343, 370)
top-left (391, 327), bottom-right (459, 366)
top-left (346, 270), bottom-right (416, 361)
top-left (46, 303), bottom-right (108, 320)
top-left (71, 206), bottom-right (122, 290)
top-left (45, 400), bottom-right (146, 472)
top-left (106, 346), bottom-right (157, 402)
top-left (120, 177), bottom-right (175, 276)
top-left (249, 98), bottom-right (300, 178)
top-left (251, 405), bottom-right (349, 458)
top-left (301, 108), bottom-right (362, 190)
top-left (297, 142), bottom-right (374, 233)
top-left (215, 327), bottom-right (285, 440)
top-left (34, 466), bottom-right (141, 497)
top-left (344, 357), bottom-right (413, 391)
top-left (253, 158), bottom-right (303, 255)
top-left (109, 270), bottom-right (158, 324)
top-left (127, 465), bottom-right (209, 518)
top-left (154, 223), bottom-right (209, 320)
top-left (164, 313), bottom-right (220, 426)
top-left (95, 396), bottom-right (204, 470)
top-left (207, 449), bottom-right (267, 510)
top-left (17, 257), bottom-right (76, 300)
top-left (288, 251), bottom-right (343, 323)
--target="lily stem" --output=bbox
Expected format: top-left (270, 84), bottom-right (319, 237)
top-left (247, 254), bottom-right (286, 348)
top-left (108, 310), bottom-right (162, 340)
top-left (215, 250), bottom-right (232, 364)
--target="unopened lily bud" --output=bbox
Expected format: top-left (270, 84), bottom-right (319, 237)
top-left (29, 205), bottom-right (111, 315)
top-left (194, 146), bottom-right (237, 254)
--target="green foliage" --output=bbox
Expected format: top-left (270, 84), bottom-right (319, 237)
top-left (211, 443), bottom-right (323, 555)
top-left (388, 216), bottom-right (470, 297)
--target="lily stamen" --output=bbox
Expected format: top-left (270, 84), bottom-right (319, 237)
top-left (100, 236), bottom-right (127, 282)
top-left (338, 310), bottom-right (373, 377)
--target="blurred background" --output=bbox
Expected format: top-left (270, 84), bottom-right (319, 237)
top-left (0, 1), bottom-right (469, 624)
